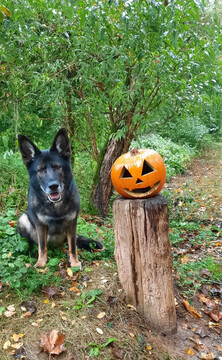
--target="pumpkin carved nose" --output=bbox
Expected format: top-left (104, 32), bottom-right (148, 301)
top-left (136, 178), bottom-right (143, 184)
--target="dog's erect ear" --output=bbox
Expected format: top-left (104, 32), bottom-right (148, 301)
top-left (50, 128), bottom-right (71, 158)
top-left (18, 134), bottom-right (41, 166)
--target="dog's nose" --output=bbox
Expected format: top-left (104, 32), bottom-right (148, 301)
top-left (48, 182), bottom-right (59, 192)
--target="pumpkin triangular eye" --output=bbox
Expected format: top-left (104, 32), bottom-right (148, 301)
top-left (120, 166), bottom-right (133, 178)
top-left (142, 160), bottom-right (154, 175)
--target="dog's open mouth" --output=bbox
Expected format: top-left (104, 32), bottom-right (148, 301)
top-left (48, 192), bottom-right (62, 203)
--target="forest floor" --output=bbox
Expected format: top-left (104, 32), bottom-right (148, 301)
top-left (0, 143), bottom-right (221, 360)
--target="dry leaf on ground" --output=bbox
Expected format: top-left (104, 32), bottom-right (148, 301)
top-left (41, 286), bottom-right (60, 298)
top-left (183, 300), bottom-right (202, 318)
top-left (39, 329), bottom-right (66, 358)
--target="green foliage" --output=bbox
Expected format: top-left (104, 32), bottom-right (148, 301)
top-left (0, 151), bottom-right (28, 212)
top-left (157, 116), bottom-right (210, 148)
top-left (132, 134), bottom-right (196, 180)
top-left (88, 338), bottom-right (117, 358)
top-left (0, 211), bottom-right (63, 294)
top-left (0, 0), bottom-right (221, 161)
top-left (0, 207), bottom-right (114, 294)
top-left (77, 217), bottom-right (115, 261)
top-left (72, 289), bottom-right (103, 310)
top-left (176, 256), bottom-right (221, 293)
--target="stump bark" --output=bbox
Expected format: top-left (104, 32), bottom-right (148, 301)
top-left (113, 195), bottom-right (177, 334)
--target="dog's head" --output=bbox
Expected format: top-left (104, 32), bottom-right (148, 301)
top-left (18, 128), bottom-right (72, 203)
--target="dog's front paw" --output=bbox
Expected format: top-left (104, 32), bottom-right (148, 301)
top-left (70, 256), bottom-right (82, 270)
top-left (34, 257), bottom-right (47, 268)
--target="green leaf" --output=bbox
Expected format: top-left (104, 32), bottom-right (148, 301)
top-left (101, 338), bottom-right (117, 348)
top-left (47, 258), bottom-right (60, 267)
top-left (86, 289), bottom-right (103, 298)
top-left (0, 307), bottom-right (6, 315)
top-left (89, 347), bottom-right (100, 357)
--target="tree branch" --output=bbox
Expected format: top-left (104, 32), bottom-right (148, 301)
top-left (80, 86), bottom-right (99, 162)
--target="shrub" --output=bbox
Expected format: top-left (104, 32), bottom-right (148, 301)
top-left (132, 134), bottom-right (196, 180)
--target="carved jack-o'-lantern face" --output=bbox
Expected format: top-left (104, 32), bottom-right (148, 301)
top-left (111, 148), bottom-right (166, 199)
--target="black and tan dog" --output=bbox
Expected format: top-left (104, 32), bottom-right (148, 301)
top-left (17, 128), bottom-right (102, 268)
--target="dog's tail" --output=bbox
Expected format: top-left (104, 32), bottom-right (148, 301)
top-left (76, 235), bottom-right (103, 251)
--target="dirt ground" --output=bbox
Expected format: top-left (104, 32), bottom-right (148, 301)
top-left (164, 143), bottom-right (222, 360)
top-left (0, 144), bottom-right (221, 360)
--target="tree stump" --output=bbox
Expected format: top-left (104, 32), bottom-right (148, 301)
top-left (113, 195), bottom-right (177, 334)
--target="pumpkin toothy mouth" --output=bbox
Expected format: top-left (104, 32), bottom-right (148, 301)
top-left (123, 181), bottom-right (160, 198)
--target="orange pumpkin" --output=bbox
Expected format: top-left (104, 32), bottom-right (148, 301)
top-left (111, 148), bottom-right (166, 199)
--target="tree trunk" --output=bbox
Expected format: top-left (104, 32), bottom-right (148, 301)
top-left (92, 137), bottom-right (127, 217)
top-left (113, 196), bottom-right (177, 334)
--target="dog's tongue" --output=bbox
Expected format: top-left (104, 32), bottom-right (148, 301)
top-left (50, 192), bottom-right (60, 201)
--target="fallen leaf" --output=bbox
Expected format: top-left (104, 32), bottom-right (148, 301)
top-left (12, 334), bottom-right (25, 342)
top-left (193, 343), bottom-right (203, 352)
top-left (205, 309), bottom-right (222, 322)
top-left (20, 300), bottom-right (37, 314)
top-left (60, 312), bottom-right (67, 321)
top-left (11, 342), bottom-right (23, 350)
top-left (111, 347), bottom-right (124, 359)
top-left (186, 348), bottom-right (195, 355)
top-left (69, 286), bottom-right (81, 293)
top-left (7, 305), bottom-right (15, 312)
top-left (181, 255), bottom-right (189, 264)
top-left (199, 269), bottom-right (212, 278)
top-left (183, 300), bottom-right (202, 318)
top-left (101, 279), bottom-right (108, 283)
top-left (67, 268), bottom-right (73, 277)
top-left (194, 328), bottom-right (208, 338)
top-left (43, 299), bottom-right (50, 304)
top-left (107, 296), bottom-right (117, 307)
top-left (97, 312), bottom-right (106, 319)
top-left (31, 322), bottom-right (39, 327)
top-left (22, 311), bottom-right (32, 317)
top-left (201, 353), bottom-right (216, 360)
top-left (197, 294), bottom-right (216, 309)
top-left (96, 327), bottom-right (103, 335)
top-left (4, 310), bottom-right (15, 317)
top-left (41, 286), bottom-right (60, 298)
top-left (51, 302), bottom-right (56, 309)
top-left (3, 340), bottom-right (11, 350)
top-left (92, 261), bottom-right (100, 266)
top-left (39, 329), bottom-right (66, 356)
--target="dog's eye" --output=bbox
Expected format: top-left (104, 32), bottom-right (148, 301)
top-left (37, 168), bottom-right (46, 174)
top-left (37, 168), bottom-right (46, 173)
top-left (52, 164), bottom-right (61, 170)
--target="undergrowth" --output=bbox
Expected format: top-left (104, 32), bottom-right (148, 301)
top-left (132, 134), bottom-right (196, 180)
top-left (0, 209), bottom-right (114, 296)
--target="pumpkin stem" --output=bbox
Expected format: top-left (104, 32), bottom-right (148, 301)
top-left (130, 147), bottom-right (140, 156)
